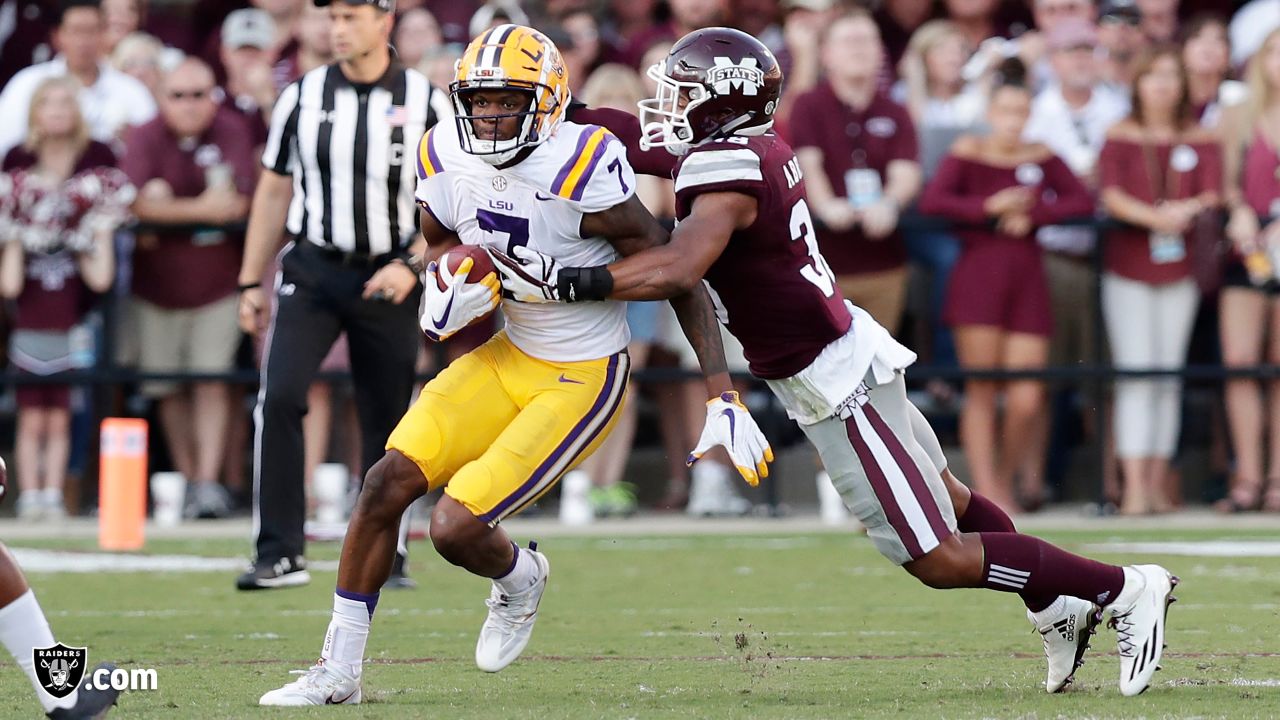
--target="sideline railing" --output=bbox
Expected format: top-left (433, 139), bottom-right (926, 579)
top-left (1, 211), bottom-right (1267, 510)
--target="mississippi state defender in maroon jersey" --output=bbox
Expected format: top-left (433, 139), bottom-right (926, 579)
top-left (672, 133), bottom-right (852, 379)
top-left (492, 27), bottom-right (1178, 698)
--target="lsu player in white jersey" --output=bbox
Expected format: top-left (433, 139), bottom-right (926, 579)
top-left (259, 24), bottom-right (773, 706)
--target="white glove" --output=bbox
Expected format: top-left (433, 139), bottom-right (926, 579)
top-left (488, 245), bottom-right (563, 303)
top-left (687, 391), bottom-right (775, 487)
top-left (419, 256), bottom-right (500, 341)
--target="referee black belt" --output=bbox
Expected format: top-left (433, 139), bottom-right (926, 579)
top-left (302, 241), bottom-right (398, 269)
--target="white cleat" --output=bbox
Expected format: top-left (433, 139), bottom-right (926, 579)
top-left (1106, 564), bottom-right (1179, 697)
top-left (476, 544), bottom-right (550, 672)
top-left (259, 662), bottom-right (361, 706)
top-left (1028, 596), bottom-right (1101, 693)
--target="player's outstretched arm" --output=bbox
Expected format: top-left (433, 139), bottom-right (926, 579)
top-left (596, 191), bottom-right (756, 301)
top-left (490, 192), bottom-right (756, 303)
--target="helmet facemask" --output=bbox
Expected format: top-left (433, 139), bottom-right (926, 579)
top-left (451, 81), bottom-right (561, 165)
top-left (638, 61), bottom-right (776, 156)
top-left (638, 62), bottom-right (711, 156)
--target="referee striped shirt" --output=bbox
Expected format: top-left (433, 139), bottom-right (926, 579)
top-left (261, 61), bottom-right (452, 255)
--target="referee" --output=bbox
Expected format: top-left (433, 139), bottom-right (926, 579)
top-left (235, 0), bottom-right (450, 590)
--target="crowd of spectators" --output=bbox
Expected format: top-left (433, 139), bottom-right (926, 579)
top-left (2, 0), bottom-right (1280, 522)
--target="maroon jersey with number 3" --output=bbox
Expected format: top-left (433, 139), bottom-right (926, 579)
top-left (674, 134), bottom-right (853, 379)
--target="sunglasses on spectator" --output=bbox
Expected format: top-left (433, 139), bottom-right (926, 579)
top-left (1100, 15), bottom-right (1141, 27)
top-left (168, 88), bottom-right (213, 100)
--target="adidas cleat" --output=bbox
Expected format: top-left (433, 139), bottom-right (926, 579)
top-left (475, 542), bottom-right (549, 672)
top-left (1106, 565), bottom-right (1179, 696)
top-left (1028, 596), bottom-right (1101, 693)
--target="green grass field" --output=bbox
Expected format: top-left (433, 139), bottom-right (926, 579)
top-left (5, 526), bottom-right (1280, 719)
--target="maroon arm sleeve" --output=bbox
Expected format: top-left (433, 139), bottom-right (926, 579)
top-left (918, 154), bottom-right (988, 223)
top-left (569, 105), bottom-right (677, 178)
top-left (1030, 155), bottom-right (1094, 226)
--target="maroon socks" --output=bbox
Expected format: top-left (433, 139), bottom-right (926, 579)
top-left (956, 491), bottom-right (1017, 534)
top-left (979, 532), bottom-right (1125, 610)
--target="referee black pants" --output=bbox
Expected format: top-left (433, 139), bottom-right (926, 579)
top-left (253, 241), bottom-right (422, 563)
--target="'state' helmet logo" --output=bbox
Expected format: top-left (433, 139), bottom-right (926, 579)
top-left (708, 57), bottom-right (764, 96)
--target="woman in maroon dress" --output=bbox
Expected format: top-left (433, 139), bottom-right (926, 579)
top-left (0, 76), bottom-right (132, 519)
top-left (1219, 27), bottom-right (1280, 513)
top-left (1097, 46), bottom-right (1222, 515)
top-left (919, 59), bottom-right (1093, 514)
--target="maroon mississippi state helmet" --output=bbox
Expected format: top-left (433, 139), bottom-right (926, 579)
top-left (638, 27), bottom-right (783, 155)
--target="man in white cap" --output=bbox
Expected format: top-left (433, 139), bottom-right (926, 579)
top-left (221, 8), bottom-right (279, 147)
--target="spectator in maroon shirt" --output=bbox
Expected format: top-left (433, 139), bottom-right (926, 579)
top-left (121, 57), bottom-right (257, 519)
top-left (220, 8), bottom-right (279, 151)
top-left (0, 76), bottom-right (127, 520)
top-left (791, 10), bottom-right (923, 336)
top-left (919, 58), bottom-right (1094, 514)
top-left (1097, 46), bottom-right (1222, 515)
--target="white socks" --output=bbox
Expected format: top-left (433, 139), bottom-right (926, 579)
top-left (0, 590), bottom-right (77, 712)
top-left (1029, 596), bottom-right (1066, 625)
top-left (495, 546), bottom-right (539, 595)
top-left (321, 594), bottom-right (372, 677)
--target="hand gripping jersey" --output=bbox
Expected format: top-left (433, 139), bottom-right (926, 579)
top-left (673, 133), bottom-right (916, 425)
top-left (416, 118), bottom-right (635, 362)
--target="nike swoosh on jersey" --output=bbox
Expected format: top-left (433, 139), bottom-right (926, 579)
top-left (558, 374), bottom-right (585, 384)
top-left (535, 192), bottom-right (554, 201)
top-left (431, 293), bottom-right (455, 329)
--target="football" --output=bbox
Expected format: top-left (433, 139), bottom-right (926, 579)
top-left (436, 245), bottom-right (496, 291)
